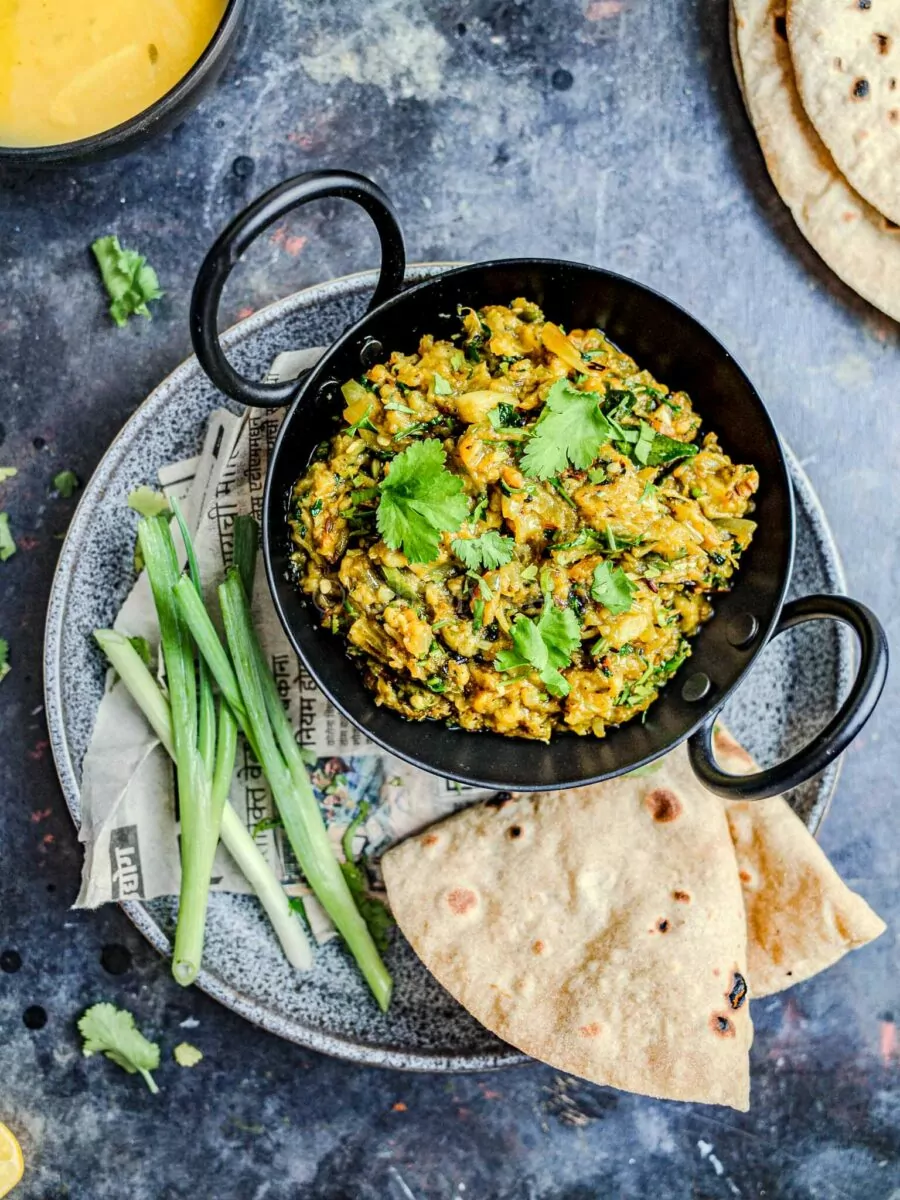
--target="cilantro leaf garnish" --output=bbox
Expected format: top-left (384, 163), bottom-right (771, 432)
top-left (53, 469), bottom-right (80, 498)
top-left (0, 513), bottom-right (15, 562)
top-left (451, 530), bottom-right (515, 571)
top-left (0, 637), bottom-right (9, 682)
top-left (495, 589), bottom-right (581, 696)
top-left (376, 440), bottom-right (468, 564)
top-left (591, 562), bottom-right (637, 614)
top-left (78, 1003), bottom-right (160, 1093)
top-left (520, 380), bottom-right (614, 479)
top-left (92, 236), bottom-right (163, 328)
top-left (432, 371), bottom-right (452, 396)
top-left (173, 1042), bottom-right (203, 1068)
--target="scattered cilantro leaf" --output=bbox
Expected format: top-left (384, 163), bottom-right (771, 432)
top-left (340, 803), bottom-right (394, 954)
top-left (640, 481), bottom-right (658, 502)
top-left (78, 1003), bottom-right (160, 1093)
top-left (173, 1042), bottom-right (203, 1068)
top-left (432, 372), bottom-right (452, 396)
top-left (0, 468), bottom-right (16, 483)
top-left (451, 530), bottom-right (515, 571)
top-left (520, 380), bottom-right (614, 478)
top-left (92, 236), bottom-right (163, 328)
top-left (0, 638), bottom-right (9, 682)
top-left (376, 440), bottom-right (468, 564)
top-left (127, 486), bottom-right (169, 518)
top-left (53, 469), bottom-right (80, 498)
top-left (495, 590), bottom-right (581, 697)
top-left (588, 466), bottom-right (607, 484)
top-left (520, 564), bottom-right (539, 582)
top-left (450, 350), bottom-right (465, 371)
top-left (0, 513), bottom-right (15, 561)
top-left (591, 562), bottom-right (637, 614)
top-left (473, 597), bottom-right (485, 628)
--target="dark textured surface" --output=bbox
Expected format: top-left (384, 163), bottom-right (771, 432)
top-left (0, 0), bottom-right (897, 1196)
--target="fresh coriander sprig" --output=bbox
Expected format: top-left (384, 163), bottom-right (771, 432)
top-left (495, 588), bottom-right (581, 697)
top-left (590, 562), bottom-right (637, 614)
top-left (78, 1003), bottom-right (160, 1093)
top-left (376, 439), bottom-right (468, 564)
top-left (451, 530), bottom-right (514, 572)
top-left (520, 380), bottom-right (614, 479)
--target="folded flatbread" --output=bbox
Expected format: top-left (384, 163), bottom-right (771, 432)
top-left (713, 727), bottom-right (886, 996)
top-left (383, 748), bottom-right (753, 1110)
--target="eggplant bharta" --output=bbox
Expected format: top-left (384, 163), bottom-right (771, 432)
top-left (289, 300), bottom-right (758, 742)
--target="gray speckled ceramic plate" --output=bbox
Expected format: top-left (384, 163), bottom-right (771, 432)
top-left (45, 266), bottom-right (851, 1070)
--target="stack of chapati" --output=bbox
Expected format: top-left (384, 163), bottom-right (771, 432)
top-left (731, 0), bottom-right (900, 320)
top-left (382, 728), bottom-right (884, 1110)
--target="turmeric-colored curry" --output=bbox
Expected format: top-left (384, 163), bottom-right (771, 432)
top-left (289, 300), bottom-right (759, 742)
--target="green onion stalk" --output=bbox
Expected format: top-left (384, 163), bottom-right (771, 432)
top-left (173, 564), bottom-right (393, 1011)
top-left (93, 628), bottom-right (312, 971)
top-left (137, 515), bottom-right (212, 986)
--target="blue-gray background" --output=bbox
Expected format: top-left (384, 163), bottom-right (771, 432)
top-left (0, 1), bottom-right (897, 1196)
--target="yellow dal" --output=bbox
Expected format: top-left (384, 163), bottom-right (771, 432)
top-left (0, 0), bottom-right (226, 147)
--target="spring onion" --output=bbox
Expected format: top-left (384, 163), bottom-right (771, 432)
top-left (92, 628), bottom-right (311, 971)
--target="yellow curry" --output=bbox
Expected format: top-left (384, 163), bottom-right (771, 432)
top-left (0, 0), bottom-right (226, 147)
top-left (289, 300), bottom-right (759, 742)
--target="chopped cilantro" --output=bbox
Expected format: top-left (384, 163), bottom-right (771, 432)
top-left (53, 469), bottom-right (80, 498)
top-left (0, 638), bottom-right (9, 682)
top-left (495, 589), bottom-right (581, 697)
top-left (471, 495), bottom-right (489, 524)
top-left (591, 562), bottom-right (637, 614)
top-left (432, 372), bottom-right (452, 396)
top-left (488, 402), bottom-right (523, 431)
top-left (520, 564), bottom-right (539, 582)
top-left (0, 513), bottom-right (15, 561)
top-left (640, 481), bottom-right (658, 502)
top-left (472, 597), bottom-right (485, 628)
top-left (346, 404), bottom-right (378, 436)
top-left (468, 572), bottom-right (493, 599)
top-left (451, 530), bottom-right (515, 571)
top-left (78, 1003), bottom-right (160, 1093)
top-left (520, 380), bottom-right (616, 478)
top-left (376, 440), bottom-right (468, 564)
top-left (173, 1042), bottom-right (203, 1068)
top-left (450, 351), bottom-right (465, 371)
top-left (92, 235), bottom-right (163, 328)
top-left (588, 466), bottom-right (607, 484)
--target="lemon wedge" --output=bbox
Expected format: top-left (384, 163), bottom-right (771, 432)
top-left (0, 1122), bottom-right (23, 1197)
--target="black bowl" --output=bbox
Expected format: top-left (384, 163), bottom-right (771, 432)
top-left (0, 0), bottom-right (243, 167)
top-left (190, 171), bottom-right (888, 800)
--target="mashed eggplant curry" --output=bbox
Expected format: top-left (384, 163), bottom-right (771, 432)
top-left (288, 300), bottom-right (759, 741)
